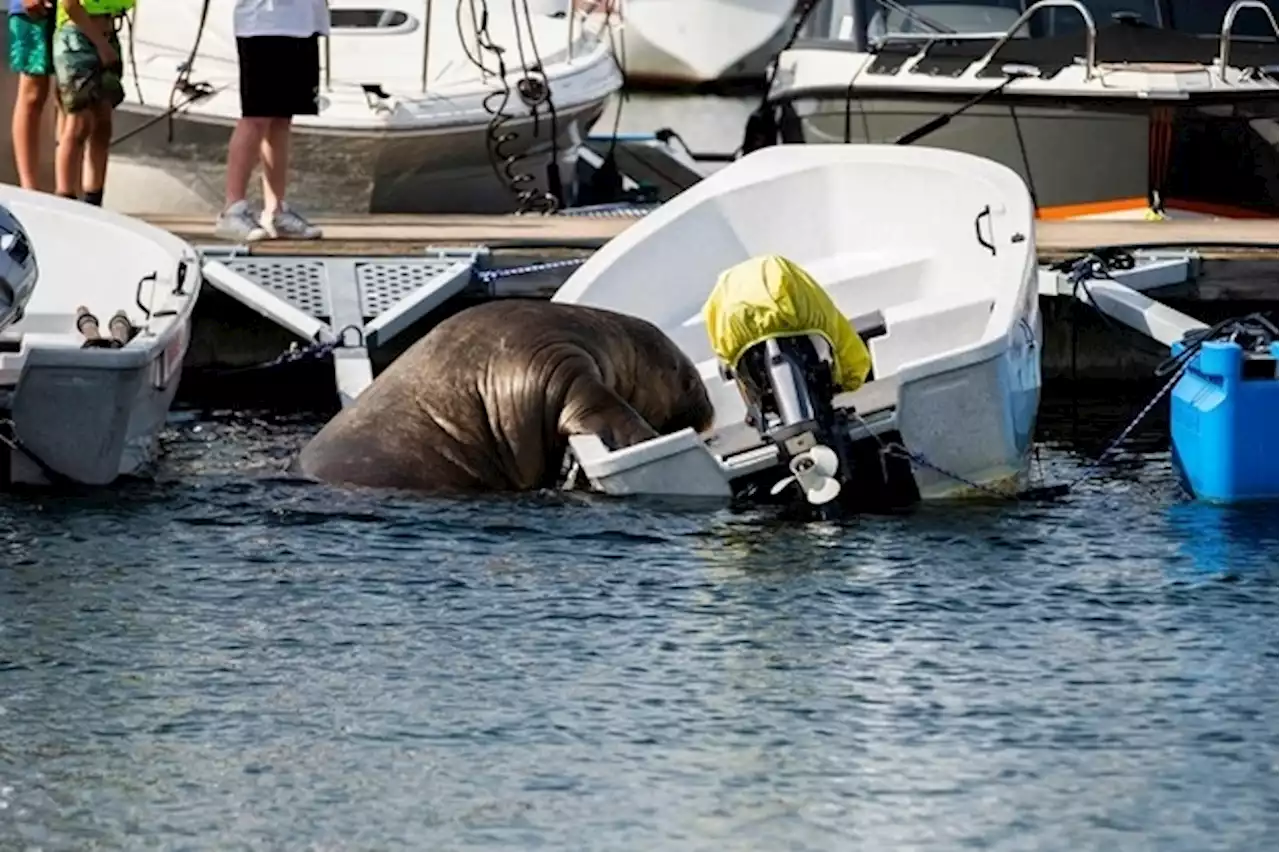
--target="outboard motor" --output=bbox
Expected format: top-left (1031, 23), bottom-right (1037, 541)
top-left (0, 204), bottom-right (38, 334)
top-left (727, 333), bottom-right (856, 515)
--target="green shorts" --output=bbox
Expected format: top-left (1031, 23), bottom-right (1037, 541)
top-left (52, 22), bottom-right (123, 114)
top-left (7, 12), bottom-right (54, 77)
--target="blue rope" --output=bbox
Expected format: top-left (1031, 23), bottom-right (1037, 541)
top-left (475, 256), bottom-right (588, 284)
top-left (1065, 359), bottom-right (1192, 488)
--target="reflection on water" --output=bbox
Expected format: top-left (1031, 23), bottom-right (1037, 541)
top-left (0, 402), bottom-right (1275, 851)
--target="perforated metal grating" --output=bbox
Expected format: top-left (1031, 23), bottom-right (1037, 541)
top-left (355, 260), bottom-right (463, 318)
top-left (226, 259), bottom-right (332, 318)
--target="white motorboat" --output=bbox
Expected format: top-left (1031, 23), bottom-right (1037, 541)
top-left (553, 143), bottom-right (1042, 511)
top-left (0, 187), bottom-right (201, 486)
top-left (600, 0), bottom-right (803, 86)
top-left (755, 0), bottom-right (1278, 220)
top-left (104, 0), bottom-right (623, 216)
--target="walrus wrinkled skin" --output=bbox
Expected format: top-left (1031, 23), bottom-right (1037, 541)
top-left (294, 300), bottom-right (716, 493)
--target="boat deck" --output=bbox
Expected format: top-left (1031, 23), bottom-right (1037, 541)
top-left (142, 213), bottom-right (1279, 259)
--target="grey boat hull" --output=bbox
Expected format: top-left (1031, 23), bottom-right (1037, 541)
top-left (104, 99), bottom-right (609, 217)
top-left (778, 92), bottom-right (1278, 218)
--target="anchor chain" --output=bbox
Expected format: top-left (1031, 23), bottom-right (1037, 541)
top-left (474, 257), bottom-right (588, 285)
top-left (215, 324), bottom-right (365, 376)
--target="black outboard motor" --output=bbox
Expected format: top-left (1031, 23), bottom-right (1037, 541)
top-left (728, 333), bottom-right (857, 517)
top-left (0, 203), bottom-right (39, 333)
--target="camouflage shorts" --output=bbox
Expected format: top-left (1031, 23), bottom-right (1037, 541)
top-left (52, 23), bottom-right (123, 114)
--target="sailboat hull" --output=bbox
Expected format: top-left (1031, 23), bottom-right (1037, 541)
top-left (103, 98), bottom-right (609, 216)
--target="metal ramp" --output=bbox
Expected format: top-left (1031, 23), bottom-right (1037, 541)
top-left (1036, 249), bottom-right (1198, 298)
top-left (198, 246), bottom-right (486, 407)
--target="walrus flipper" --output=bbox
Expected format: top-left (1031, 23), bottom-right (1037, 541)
top-left (559, 374), bottom-right (660, 451)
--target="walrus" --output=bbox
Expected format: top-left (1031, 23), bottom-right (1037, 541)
top-left (293, 300), bottom-right (716, 493)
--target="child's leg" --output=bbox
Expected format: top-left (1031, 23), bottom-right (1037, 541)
top-left (7, 12), bottom-right (56, 190)
top-left (11, 73), bottom-right (51, 190)
top-left (55, 109), bottom-right (90, 198)
top-left (81, 24), bottom-right (125, 206)
top-left (82, 100), bottom-right (113, 205)
top-left (52, 20), bottom-right (120, 201)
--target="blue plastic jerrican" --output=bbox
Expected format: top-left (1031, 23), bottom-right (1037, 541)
top-left (1170, 339), bottom-right (1279, 504)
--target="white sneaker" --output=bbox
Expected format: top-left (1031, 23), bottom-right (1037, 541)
top-left (214, 200), bottom-right (269, 242)
top-left (261, 203), bottom-right (322, 240)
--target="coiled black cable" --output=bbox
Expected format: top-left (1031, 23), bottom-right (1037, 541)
top-left (458, 0), bottom-right (572, 214)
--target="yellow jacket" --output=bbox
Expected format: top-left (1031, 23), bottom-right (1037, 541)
top-left (58, 0), bottom-right (135, 29)
top-left (703, 254), bottom-right (871, 393)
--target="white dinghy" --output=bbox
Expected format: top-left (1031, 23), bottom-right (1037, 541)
top-left (106, 0), bottom-right (622, 216)
top-left (0, 188), bottom-right (201, 486)
top-left (553, 144), bottom-right (1043, 512)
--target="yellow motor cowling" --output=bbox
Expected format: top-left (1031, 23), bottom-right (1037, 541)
top-left (702, 254), bottom-right (871, 394)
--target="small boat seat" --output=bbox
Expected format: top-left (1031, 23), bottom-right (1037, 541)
top-left (834, 374), bottom-right (899, 416)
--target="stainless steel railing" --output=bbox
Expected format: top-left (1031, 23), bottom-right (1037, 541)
top-left (420, 0), bottom-right (433, 92)
top-left (1217, 0), bottom-right (1279, 80)
top-left (974, 0), bottom-right (1097, 81)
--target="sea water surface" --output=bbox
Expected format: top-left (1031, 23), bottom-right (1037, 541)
top-left (0, 396), bottom-right (1275, 852)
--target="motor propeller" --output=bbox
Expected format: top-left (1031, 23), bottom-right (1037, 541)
top-left (770, 444), bottom-right (842, 505)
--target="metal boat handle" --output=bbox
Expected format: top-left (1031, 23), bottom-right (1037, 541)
top-left (974, 0), bottom-right (1097, 82)
top-left (1218, 0), bottom-right (1280, 81)
top-left (1018, 317), bottom-right (1038, 350)
top-left (135, 271), bottom-right (157, 321)
top-left (974, 205), bottom-right (996, 256)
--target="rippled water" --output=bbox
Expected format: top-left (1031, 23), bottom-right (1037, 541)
top-left (0, 399), bottom-right (1276, 852)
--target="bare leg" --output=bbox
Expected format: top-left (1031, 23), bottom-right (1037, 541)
top-left (81, 101), bottom-right (113, 203)
top-left (11, 74), bottom-right (51, 190)
top-left (55, 108), bottom-right (91, 198)
top-left (223, 116), bottom-right (270, 207)
top-left (259, 116), bottom-right (292, 218)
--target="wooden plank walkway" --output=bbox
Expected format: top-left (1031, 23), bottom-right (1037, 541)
top-left (143, 212), bottom-right (1279, 259)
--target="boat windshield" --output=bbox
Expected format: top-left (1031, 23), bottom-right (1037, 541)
top-left (813, 0), bottom-right (1278, 46)
top-left (849, 0), bottom-right (1168, 45)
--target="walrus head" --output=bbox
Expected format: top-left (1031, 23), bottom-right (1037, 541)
top-left (607, 313), bottom-right (716, 440)
top-left (650, 353), bottom-right (716, 437)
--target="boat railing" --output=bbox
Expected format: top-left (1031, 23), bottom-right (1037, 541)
top-left (323, 34), bottom-right (331, 91)
top-left (973, 0), bottom-right (1097, 81)
top-left (320, 0), bottom-right (436, 93)
top-left (862, 0), bottom-right (1097, 82)
top-left (1217, 0), bottom-right (1280, 80)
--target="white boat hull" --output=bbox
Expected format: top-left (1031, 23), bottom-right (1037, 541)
top-left (105, 98), bottom-right (609, 216)
top-left (0, 188), bottom-right (201, 486)
top-left (554, 144), bottom-right (1044, 504)
top-left (106, 0), bottom-right (624, 215)
top-left (613, 0), bottom-right (800, 85)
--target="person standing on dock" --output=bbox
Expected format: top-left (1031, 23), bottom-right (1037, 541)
top-left (51, 0), bottom-right (129, 206)
top-left (8, 0), bottom-right (61, 191)
top-left (215, 0), bottom-right (327, 242)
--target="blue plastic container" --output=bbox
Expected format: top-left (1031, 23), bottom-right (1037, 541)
top-left (1170, 339), bottom-right (1279, 503)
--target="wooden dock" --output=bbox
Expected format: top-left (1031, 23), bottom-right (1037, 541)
top-left (143, 212), bottom-right (1279, 259)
